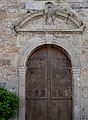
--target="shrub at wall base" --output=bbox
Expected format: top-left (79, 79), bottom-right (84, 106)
top-left (0, 87), bottom-right (19, 120)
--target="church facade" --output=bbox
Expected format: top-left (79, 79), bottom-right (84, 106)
top-left (0, 0), bottom-right (88, 120)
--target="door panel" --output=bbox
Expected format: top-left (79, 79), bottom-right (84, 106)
top-left (51, 66), bottom-right (72, 99)
top-left (50, 100), bottom-right (72, 120)
top-left (50, 47), bottom-right (72, 100)
top-left (26, 100), bottom-right (48, 120)
top-left (26, 48), bottom-right (48, 99)
top-left (26, 45), bottom-right (72, 120)
top-left (26, 67), bottom-right (48, 99)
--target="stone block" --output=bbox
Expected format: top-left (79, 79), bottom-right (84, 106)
top-left (83, 40), bottom-right (88, 49)
top-left (81, 66), bottom-right (88, 77)
top-left (0, 59), bottom-right (11, 66)
top-left (19, 86), bottom-right (25, 98)
top-left (0, 10), bottom-right (7, 21)
top-left (0, 80), bottom-right (8, 88)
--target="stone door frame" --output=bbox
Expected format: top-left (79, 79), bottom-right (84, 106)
top-left (18, 37), bottom-right (81, 120)
top-left (15, 5), bottom-right (84, 120)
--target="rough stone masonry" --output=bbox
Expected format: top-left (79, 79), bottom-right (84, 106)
top-left (0, 0), bottom-right (88, 120)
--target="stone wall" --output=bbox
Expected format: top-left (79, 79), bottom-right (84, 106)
top-left (0, 0), bottom-right (27, 92)
top-left (0, 0), bottom-right (88, 120)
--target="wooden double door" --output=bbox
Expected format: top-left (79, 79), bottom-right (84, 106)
top-left (26, 45), bottom-right (72, 120)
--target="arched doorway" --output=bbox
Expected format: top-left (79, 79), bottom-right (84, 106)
top-left (26, 45), bottom-right (72, 120)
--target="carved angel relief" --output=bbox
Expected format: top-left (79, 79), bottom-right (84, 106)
top-left (44, 2), bottom-right (56, 25)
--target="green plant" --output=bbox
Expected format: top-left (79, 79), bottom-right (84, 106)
top-left (0, 87), bottom-right (19, 120)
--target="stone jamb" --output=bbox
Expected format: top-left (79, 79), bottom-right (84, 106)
top-left (18, 66), bottom-right (26, 120)
top-left (72, 67), bottom-right (81, 120)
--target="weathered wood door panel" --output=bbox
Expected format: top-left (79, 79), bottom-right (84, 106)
top-left (26, 45), bottom-right (72, 120)
top-left (50, 100), bottom-right (72, 120)
top-left (26, 100), bottom-right (48, 120)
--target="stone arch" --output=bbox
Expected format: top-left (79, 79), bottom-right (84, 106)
top-left (18, 39), bottom-right (81, 120)
top-left (18, 38), bottom-right (80, 67)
